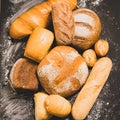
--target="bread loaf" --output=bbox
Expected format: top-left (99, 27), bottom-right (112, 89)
top-left (72, 57), bottom-right (112, 120)
top-left (24, 27), bottom-right (54, 63)
top-left (10, 58), bottom-right (38, 91)
top-left (52, 1), bottom-right (74, 45)
top-left (37, 46), bottom-right (89, 97)
top-left (72, 8), bottom-right (101, 49)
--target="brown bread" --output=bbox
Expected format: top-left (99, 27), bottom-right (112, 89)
top-left (37, 46), bottom-right (89, 97)
top-left (52, 1), bottom-right (74, 45)
top-left (10, 58), bottom-right (38, 91)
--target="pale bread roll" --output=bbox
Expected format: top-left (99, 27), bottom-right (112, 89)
top-left (45, 95), bottom-right (71, 117)
top-left (24, 27), bottom-right (54, 63)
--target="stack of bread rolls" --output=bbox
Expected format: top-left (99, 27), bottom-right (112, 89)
top-left (9, 0), bottom-right (112, 120)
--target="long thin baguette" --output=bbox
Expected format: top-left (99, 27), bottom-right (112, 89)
top-left (72, 57), bottom-right (112, 120)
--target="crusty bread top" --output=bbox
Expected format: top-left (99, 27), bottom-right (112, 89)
top-left (73, 8), bottom-right (101, 49)
top-left (37, 46), bottom-right (89, 97)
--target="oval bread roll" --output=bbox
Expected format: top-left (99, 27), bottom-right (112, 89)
top-left (24, 27), bottom-right (54, 63)
top-left (72, 57), bottom-right (112, 120)
top-left (45, 95), bottom-right (71, 117)
top-left (94, 39), bottom-right (109, 57)
top-left (37, 46), bottom-right (89, 97)
top-left (82, 49), bottom-right (97, 67)
top-left (72, 8), bottom-right (101, 49)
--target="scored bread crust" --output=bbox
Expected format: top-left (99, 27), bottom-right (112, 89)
top-left (37, 46), bottom-right (89, 97)
top-left (52, 1), bottom-right (74, 45)
top-left (73, 8), bottom-right (102, 50)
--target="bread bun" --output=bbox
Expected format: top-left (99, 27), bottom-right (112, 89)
top-left (72, 8), bottom-right (101, 49)
top-left (10, 58), bottom-right (38, 91)
top-left (45, 94), bottom-right (71, 117)
top-left (37, 46), bottom-right (89, 97)
top-left (24, 27), bottom-right (54, 63)
top-left (52, 1), bottom-right (74, 45)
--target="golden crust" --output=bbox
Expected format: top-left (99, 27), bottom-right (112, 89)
top-left (37, 46), bottom-right (89, 97)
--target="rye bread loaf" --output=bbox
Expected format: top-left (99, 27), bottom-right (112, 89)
top-left (10, 58), bottom-right (38, 91)
top-left (52, 1), bottom-right (74, 45)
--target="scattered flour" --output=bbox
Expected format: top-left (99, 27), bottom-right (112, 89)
top-left (65, 51), bottom-right (79, 63)
top-left (38, 63), bottom-right (60, 82)
top-left (77, 0), bottom-right (103, 8)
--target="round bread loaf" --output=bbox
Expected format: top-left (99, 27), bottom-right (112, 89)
top-left (37, 46), bottom-right (89, 97)
top-left (10, 58), bottom-right (38, 91)
top-left (72, 8), bottom-right (101, 50)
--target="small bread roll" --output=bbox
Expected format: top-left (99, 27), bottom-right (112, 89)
top-left (52, 1), bottom-right (74, 45)
top-left (24, 27), bottom-right (54, 63)
top-left (37, 46), bottom-right (89, 97)
top-left (94, 39), bottom-right (109, 57)
top-left (73, 8), bottom-right (101, 49)
top-left (45, 95), bottom-right (71, 117)
top-left (34, 92), bottom-right (51, 120)
top-left (82, 49), bottom-right (97, 67)
top-left (10, 58), bottom-right (38, 91)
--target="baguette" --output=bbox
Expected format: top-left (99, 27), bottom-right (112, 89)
top-left (9, 0), bottom-right (77, 39)
top-left (72, 57), bottom-right (112, 120)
